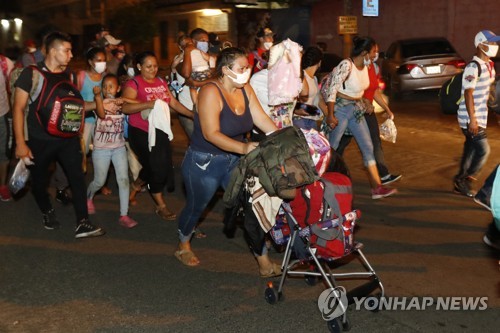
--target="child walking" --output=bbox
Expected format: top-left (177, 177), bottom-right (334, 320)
top-left (87, 74), bottom-right (138, 228)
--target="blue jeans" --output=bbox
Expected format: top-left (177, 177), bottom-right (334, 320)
top-left (336, 112), bottom-right (390, 178)
top-left (328, 103), bottom-right (376, 167)
top-left (178, 148), bottom-right (240, 242)
top-left (456, 128), bottom-right (490, 180)
top-left (87, 146), bottom-right (130, 216)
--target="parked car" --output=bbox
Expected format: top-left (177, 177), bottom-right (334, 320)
top-left (381, 37), bottom-right (465, 97)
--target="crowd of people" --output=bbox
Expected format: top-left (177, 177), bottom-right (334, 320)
top-left (0, 25), bottom-right (499, 276)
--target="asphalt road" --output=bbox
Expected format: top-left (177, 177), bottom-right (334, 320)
top-left (0, 90), bottom-right (499, 333)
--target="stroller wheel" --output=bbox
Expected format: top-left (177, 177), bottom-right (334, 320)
top-left (327, 318), bottom-right (341, 333)
top-left (264, 287), bottom-right (280, 304)
top-left (342, 317), bottom-right (351, 331)
top-left (305, 275), bottom-right (318, 286)
top-left (367, 293), bottom-right (382, 313)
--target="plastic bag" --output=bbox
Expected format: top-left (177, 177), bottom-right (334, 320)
top-left (8, 159), bottom-right (30, 194)
top-left (379, 118), bottom-right (397, 143)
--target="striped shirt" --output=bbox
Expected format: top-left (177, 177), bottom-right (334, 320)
top-left (457, 56), bottom-right (495, 129)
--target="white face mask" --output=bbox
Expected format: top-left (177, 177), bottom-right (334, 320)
top-left (227, 67), bottom-right (251, 85)
top-left (28, 47), bottom-right (36, 53)
top-left (482, 43), bottom-right (499, 58)
top-left (373, 52), bottom-right (379, 63)
top-left (196, 41), bottom-right (209, 53)
top-left (127, 67), bottom-right (135, 77)
top-left (363, 56), bottom-right (371, 66)
top-left (263, 42), bottom-right (273, 50)
top-left (94, 61), bottom-right (107, 74)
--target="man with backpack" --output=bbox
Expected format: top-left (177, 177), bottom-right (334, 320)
top-left (453, 30), bottom-right (499, 197)
top-left (12, 31), bottom-right (104, 238)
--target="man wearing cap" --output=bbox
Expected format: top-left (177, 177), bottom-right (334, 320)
top-left (97, 34), bottom-right (122, 62)
top-left (453, 30), bottom-right (499, 197)
top-left (249, 27), bottom-right (274, 74)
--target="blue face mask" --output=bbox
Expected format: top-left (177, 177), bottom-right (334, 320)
top-left (196, 41), bottom-right (209, 53)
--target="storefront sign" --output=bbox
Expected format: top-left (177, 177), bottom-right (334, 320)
top-left (338, 16), bottom-right (357, 35)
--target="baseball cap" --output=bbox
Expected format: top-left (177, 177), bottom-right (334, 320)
top-left (474, 30), bottom-right (500, 47)
top-left (103, 34), bottom-right (121, 46)
top-left (256, 27), bottom-right (274, 38)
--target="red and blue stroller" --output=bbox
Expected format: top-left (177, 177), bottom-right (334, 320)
top-left (265, 172), bottom-right (385, 332)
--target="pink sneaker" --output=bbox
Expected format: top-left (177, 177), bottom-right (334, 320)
top-left (0, 185), bottom-right (12, 202)
top-left (371, 185), bottom-right (397, 199)
top-left (119, 215), bottom-right (138, 228)
top-left (87, 199), bottom-right (96, 214)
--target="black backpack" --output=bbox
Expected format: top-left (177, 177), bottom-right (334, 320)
top-left (31, 64), bottom-right (85, 138)
top-left (439, 60), bottom-right (481, 115)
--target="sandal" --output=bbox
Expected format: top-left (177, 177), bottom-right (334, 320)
top-left (174, 249), bottom-right (200, 266)
top-left (156, 205), bottom-right (176, 221)
top-left (194, 227), bottom-right (207, 239)
top-left (129, 180), bottom-right (144, 206)
top-left (259, 262), bottom-right (282, 278)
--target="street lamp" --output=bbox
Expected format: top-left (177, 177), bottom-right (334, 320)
top-left (1, 19), bottom-right (9, 29)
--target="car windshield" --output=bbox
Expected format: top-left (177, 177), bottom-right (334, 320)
top-left (401, 40), bottom-right (456, 58)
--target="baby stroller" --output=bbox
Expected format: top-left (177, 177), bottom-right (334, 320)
top-left (265, 172), bottom-right (385, 332)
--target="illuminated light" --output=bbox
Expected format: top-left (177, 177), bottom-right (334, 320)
top-left (201, 9), bottom-right (223, 16)
top-left (1, 19), bottom-right (9, 29)
top-left (14, 18), bottom-right (23, 26)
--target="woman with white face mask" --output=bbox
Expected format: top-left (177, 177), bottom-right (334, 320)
top-left (77, 47), bottom-right (112, 193)
top-left (249, 27), bottom-right (274, 74)
top-left (175, 47), bottom-right (278, 273)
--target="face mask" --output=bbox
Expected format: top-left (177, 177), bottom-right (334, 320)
top-left (227, 68), bottom-right (251, 85)
top-left (127, 67), bottom-right (135, 77)
top-left (373, 52), bottom-right (379, 63)
top-left (482, 43), bottom-right (499, 58)
top-left (363, 56), bottom-right (371, 66)
top-left (263, 42), bottom-right (273, 50)
top-left (196, 41), bottom-right (209, 53)
top-left (94, 61), bottom-right (106, 74)
top-left (28, 47), bottom-right (36, 53)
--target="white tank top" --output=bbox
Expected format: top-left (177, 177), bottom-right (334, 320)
top-left (339, 60), bottom-right (369, 99)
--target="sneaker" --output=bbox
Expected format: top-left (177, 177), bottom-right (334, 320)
top-left (75, 219), bottom-right (105, 239)
top-left (42, 209), bottom-right (60, 230)
top-left (0, 185), bottom-right (12, 202)
top-left (87, 199), bottom-right (96, 215)
top-left (56, 189), bottom-right (72, 205)
top-left (381, 174), bottom-right (402, 186)
top-left (371, 185), bottom-right (397, 199)
top-left (118, 215), bottom-right (138, 228)
top-left (453, 178), bottom-right (474, 197)
top-left (473, 191), bottom-right (491, 211)
top-left (483, 222), bottom-right (500, 250)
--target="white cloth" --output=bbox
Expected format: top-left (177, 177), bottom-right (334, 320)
top-left (148, 99), bottom-right (173, 151)
top-left (249, 177), bottom-right (283, 233)
top-left (0, 56), bottom-right (14, 117)
top-left (250, 69), bottom-right (271, 116)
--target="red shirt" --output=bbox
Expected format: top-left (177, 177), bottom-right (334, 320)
top-left (363, 64), bottom-right (380, 103)
top-left (248, 47), bottom-right (267, 74)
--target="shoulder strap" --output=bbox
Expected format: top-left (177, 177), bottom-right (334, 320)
top-left (470, 60), bottom-right (482, 78)
top-left (77, 70), bottom-right (86, 91)
top-left (0, 55), bottom-right (8, 80)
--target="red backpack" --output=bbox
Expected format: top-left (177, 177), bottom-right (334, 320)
top-left (290, 172), bottom-right (357, 259)
top-left (31, 65), bottom-right (85, 138)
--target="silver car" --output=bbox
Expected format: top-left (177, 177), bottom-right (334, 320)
top-left (381, 37), bottom-right (465, 97)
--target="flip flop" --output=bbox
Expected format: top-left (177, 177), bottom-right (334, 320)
top-left (174, 249), bottom-right (200, 266)
top-left (260, 262), bottom-right (282, 278)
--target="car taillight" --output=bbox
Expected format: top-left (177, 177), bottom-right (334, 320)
top-left (447, 59), bottom-right (466, 68)
top-left (406, 63), bottom-right (418, 72)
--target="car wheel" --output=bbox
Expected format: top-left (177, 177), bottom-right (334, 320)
top-left (388, 75), bottom-right (401, 100)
